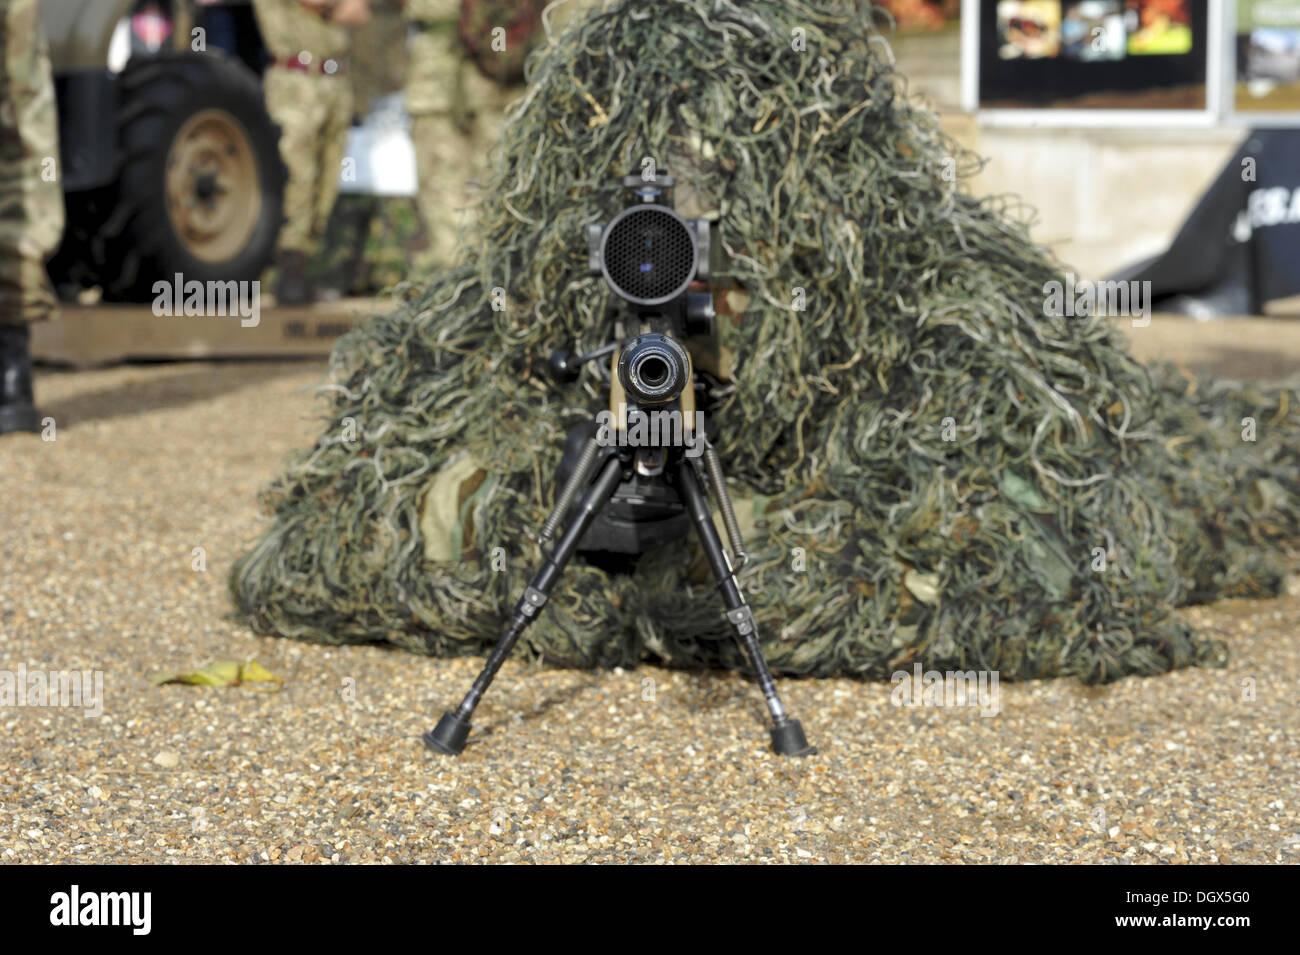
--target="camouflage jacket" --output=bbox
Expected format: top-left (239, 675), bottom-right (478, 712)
top-left (404, 0), bottom-right (458, 24)
top-left (252, 0), bottom-right (351, 61)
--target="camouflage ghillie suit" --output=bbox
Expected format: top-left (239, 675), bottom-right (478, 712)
top-left (0, 0), bottom-right (64, 327)
top-left (253, 0), bottom-right (355, 257)
top-left (231, 0), bottom-right (1300, 684)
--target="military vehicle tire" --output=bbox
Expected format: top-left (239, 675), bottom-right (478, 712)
top-left (95, 53), bottom-right (286, 301)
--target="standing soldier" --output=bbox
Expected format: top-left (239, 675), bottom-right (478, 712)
top-left (401, 0), bottom-right (542, 272)
top-left (0, 0), bottom-right (64, 436)
top-left (252, 0), bottom-right (370, 304)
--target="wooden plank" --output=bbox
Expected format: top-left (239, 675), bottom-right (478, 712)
top-left (31, 298), bottom-right (382, 367)
top-left (1265, 296), bottom-right (1300, 317)
top-left (31, 299), bottom-right (1300, 382)
top-left (1118, 315), bottom-right (1300, 380)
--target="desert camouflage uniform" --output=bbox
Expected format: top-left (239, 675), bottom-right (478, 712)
top-left (350, 0), bottom-right (407, 116)
top-left (0, 0), bottom-right (64, 326)
top-left (252, 0), bottom-right (355, 255)
top-left (404, 0), bottom-right (518, 270)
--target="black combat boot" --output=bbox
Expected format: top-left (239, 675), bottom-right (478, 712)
top-left (0, 323), bottom-right (42, 435)
top-left (275, 249), bottom-right (317, 306)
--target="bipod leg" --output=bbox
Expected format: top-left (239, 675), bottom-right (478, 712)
top-left (425, 453), bottom-right (624, 756)
top-left (671, 456), bottom-right (815, 757)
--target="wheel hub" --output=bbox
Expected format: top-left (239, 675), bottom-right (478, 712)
top-left (164, 109), bottom-right (262, 264)
top-left (194, 171), bottom-right (219, 201)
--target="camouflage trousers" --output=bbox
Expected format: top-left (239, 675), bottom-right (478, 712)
top-left (0, 0), bottom-right (64, 325)
top-left (263, 67), bottom-right (352, 255)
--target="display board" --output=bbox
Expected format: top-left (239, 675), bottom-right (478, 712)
top-left (972, 0), bottom-right (1210, 109)
top-left (964, 0), bottom-right (1300, 123)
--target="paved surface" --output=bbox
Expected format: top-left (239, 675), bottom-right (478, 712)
top-left (2, 359), bottom-right (1297, 864)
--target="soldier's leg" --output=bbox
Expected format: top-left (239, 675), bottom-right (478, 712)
top-left (310, 78), bottom-right (355, 297)
top-left (463, 67), bottom-right (510, 183)
top-left (0, 0), bottom-right (65, 435)
top-left (410, 111), bottom-right (471, 273)
top-left (263, 68), bottom-right (326, 303)
top-left (313, 78), bottom-right (353, 247)
top-left (265, 68), bottom-right (328, 256)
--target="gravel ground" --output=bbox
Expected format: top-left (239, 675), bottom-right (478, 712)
top-left (2, 359), bottom-right (1298, 864)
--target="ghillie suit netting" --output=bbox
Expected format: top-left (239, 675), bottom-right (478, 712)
top-left (231, 0), bottom-right (1299, 683)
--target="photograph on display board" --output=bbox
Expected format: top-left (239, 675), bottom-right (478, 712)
top-left (1062, 1), bottom-right (1126, 61)
top-left (997, 0), bottom-right (1062, 58)
top-left (1236, 0), bottom-right (1300, 111)
top-left (1125, 0), bottom-right (1194, 55)
top-left (1247, 28), bottom-right (1300, 82)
